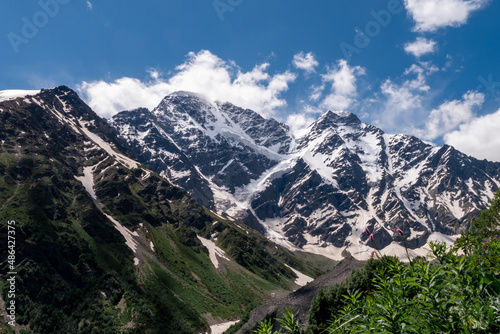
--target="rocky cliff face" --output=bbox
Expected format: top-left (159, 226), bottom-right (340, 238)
top-left (110, 91), bottom-right (500, 259)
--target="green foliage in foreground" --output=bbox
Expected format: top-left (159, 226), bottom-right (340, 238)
top-left (254, 309), bottom-right (301, 334)
top-left (255, 190), bottom-right (500, 334)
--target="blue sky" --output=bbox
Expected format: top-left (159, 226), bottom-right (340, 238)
top-left (1, 0), bottom-right (500, 161)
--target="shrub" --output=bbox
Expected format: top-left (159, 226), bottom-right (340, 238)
top-left (255, 191), bottom-right (500, 334)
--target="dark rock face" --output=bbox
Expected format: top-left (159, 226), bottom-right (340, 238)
top-left (110, 92), bottom-right (500, 253)
top-left (110, 92), bottom-right (292, 208)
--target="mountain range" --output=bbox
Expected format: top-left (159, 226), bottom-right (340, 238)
top-left (0, 86), bottom-right (328, 334)
top-left (1, 86), bottom-right (499, 333)
top-left (109, 90), bottom-right (500, 260)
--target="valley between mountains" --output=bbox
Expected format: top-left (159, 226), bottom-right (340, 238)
top-left (0, 86), bottom-right (499, 333)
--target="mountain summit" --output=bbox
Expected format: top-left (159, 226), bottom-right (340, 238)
top-left (110, 92), bottom-right (500, 260)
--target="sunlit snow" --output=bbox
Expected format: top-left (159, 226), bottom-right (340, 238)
top-left (0, 90), bottom-right (41, 102)
top-left (197, 235), bottom-right (230, 269)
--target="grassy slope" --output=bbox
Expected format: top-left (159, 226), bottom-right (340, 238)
top-left (0, 88), bottom-right (331, 333)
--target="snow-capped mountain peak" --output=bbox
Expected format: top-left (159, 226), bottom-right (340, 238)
top-left (109, 92), bottom-right (500, 261)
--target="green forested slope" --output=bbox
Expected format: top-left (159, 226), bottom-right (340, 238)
top-left (0, 87), bottom-right (327, 333)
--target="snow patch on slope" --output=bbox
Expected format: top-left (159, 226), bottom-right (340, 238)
top-left (301, 231), bottom-right (459, 262)
top-left (285, 265), bottom-right (313, 286)
top-left (197, 236), bottom-right (230, 269)
top-left (104, 212), bottom-right (139, 253)
top-left (78, 119), bottom-right (139, 169)
top-left (75, 166), bottom-right (97, 199)
top-left (233, 157), bottom-right (297, 204)
top-left (207, 321), bottom-right (240, 334)
top-left (74, 164), bottom-right (139, 254)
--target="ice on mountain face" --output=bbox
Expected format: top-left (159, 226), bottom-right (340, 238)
top-left (440, 192), bottom-right (466, 219)
top-left (331, 127), bottom-right (385, 185)
top-left (300, 149), bottom-right (338, 187)
top-left (216, 102), bottom-right (293, 154)
top-left (233, 157), bottom-right (297, 203)
top-left (110, 92), bottom-right (500, 261)
top-left (161, 96), bottom-right (286, 161)
top-left (141, 170), bottom-right (152, 181)
top-left (168, 169), bottom-right (191, 180)
top-left (169, 91), bottom-right (211, 105)
top-left (144, 94), bottom-right (287, 197)
top-left (0, 90), bottom-right (41, 102)
top-left (329, 110), bottom-right (353, 118)
top-left (300, 229), bottom-right (459, 263)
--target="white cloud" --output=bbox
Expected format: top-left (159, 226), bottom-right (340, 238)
top-left (309, 84), bottom-right (325, 102)
top-left (404, 37), bottom-right (437, 57)
top-left (78, 50), bottom-right (296, 119)
top-left (402, 63), bottom-right (438, 91)
top-left (373, 62), bottom-right (438, 130)
top-left (381, 78), bottom-right (423, 111)
top-left (415, 91), bottom-right (484, 140)
top-left (285, 113), bottom-right (316, 137)
top-left (372, 63), bottom-right (487, 145)
top-left (86, 1), bottom-right (93, 10)
top-left (78, 77), bottom-right (168, 119)
top-left (320, 60), bottom-right (365, 111)
top-left (445, 108), bottom-right (500, 162)
top-left (292, 52), bottom-right (319, 74)
top-left (147, 68), bottom-right (160, 80)
top-left (404, 0), bottom-right (489, 32)
top-left (380, 65), bottom-right (428, 112)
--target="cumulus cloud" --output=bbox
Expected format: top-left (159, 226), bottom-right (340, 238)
top-left (78, 50), bottom-right (296, 119)
top-left (404, 0), bottom-right (490, 32)
top-left (381, 78), bottom-right (423, 111)
top-left (415, 91), bottom-right (485, 140)
top-left (292, 52), bottom-right (319, 74)
top-left (285, 113), bottom-right (316, 137)
top-left (404, 37), bottom-right (437, 57)
top-left (444, 108), bottom-right (500, 162)
top-left (78, 77), bottom-right (169, 119)
top-left (147, 68), bottom-right (160, 80)
top-left (381, 64), bottom-right (430, 111)
top-left (309, 84), bottom-right (325, 102)
top-left (376, 63), bottom-right (437, 129)
top-left (320, 60), bottom-right (365, 111)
